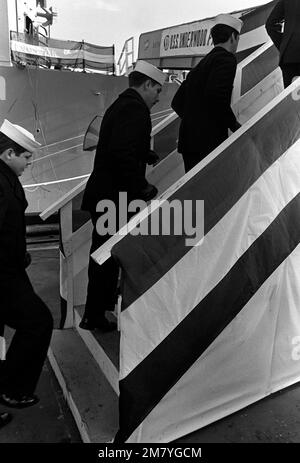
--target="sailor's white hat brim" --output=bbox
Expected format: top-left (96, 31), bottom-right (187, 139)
top-left (0, 119), bottom-right (41, 152)
top-left (214, 14), bottom-right (243, 34)
top-left (133, 60), bottom-right (166, 86)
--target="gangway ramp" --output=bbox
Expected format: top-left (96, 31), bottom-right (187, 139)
top-left (39, 43), bottom-right (299, 443)
top-left (91, 77), bottom-right (300, 443)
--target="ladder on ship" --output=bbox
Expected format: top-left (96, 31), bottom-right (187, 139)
top-left (117, 37), bottom-right (135, 76)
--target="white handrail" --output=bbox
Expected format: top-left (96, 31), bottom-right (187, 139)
top-left (40, 177), bottom-right (88, 220)
top-left (24, 173), bottom-right (89, 189)
top-left (239, 40), bottom-right (273, 70)
top-left (38, 133), bottom-right (85, 149)
top-left (151, 111), bottom-right (178, 137)
top-left (232, 40), bottom-right (274, 102)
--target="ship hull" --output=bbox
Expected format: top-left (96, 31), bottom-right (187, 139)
top-left (0, 65), bottom-right (178, 213)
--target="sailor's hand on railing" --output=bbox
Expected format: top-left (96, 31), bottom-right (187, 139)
top-left (24, 252), bottom-right (32, 269)
top-left (146, 150), bottom-right (160, 166)
top-left (140, 183), bottom-right (158, 202)
top-left (232, 121), bottom-right (242, 132)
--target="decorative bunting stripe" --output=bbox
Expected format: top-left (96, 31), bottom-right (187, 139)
top-left (239, 1), bottom-right (276, 34)
top-left (116, 193), bottom-right (300, 443)
top-left (119, 140), bottom-right (300, 380)
top-left (126, 244), bottom-right (300, 443)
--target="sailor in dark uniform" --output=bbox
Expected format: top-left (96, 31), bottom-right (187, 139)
top-left (266, 0), bottom-right (300, 88)
top-left (80, 61), bottom-right (165, 332)
top-left (0, 119), bottom-right (53, 409)
top-left (171, 14), bottom-right (243, 172)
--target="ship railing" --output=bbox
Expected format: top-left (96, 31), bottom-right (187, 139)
top-left (233, 41), bottom-right (277, 103)
top-left (233, 41), bottom-right (282, 123)
top-left (117, 37), bottom-right (135, 76)
top-left (39, 39), bottom-right (282, 329)
top-left (10, 29), bottom-right (51, 68)
top-left (40, 177), bottom-right (89, 328)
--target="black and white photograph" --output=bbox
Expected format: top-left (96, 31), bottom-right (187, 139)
top-left (0, 0), bottom-right (300, 456)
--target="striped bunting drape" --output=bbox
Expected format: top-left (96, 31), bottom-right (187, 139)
top-left (111, 80), bottom-right (300, 443)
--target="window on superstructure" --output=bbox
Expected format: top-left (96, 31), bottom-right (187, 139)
top-left (25, 16), bottom-right (33, 35)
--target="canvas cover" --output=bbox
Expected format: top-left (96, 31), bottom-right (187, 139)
top-left (110, 79), bottom-right (300, 443)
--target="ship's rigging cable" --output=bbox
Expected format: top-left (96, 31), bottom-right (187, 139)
top-left (26, 66), bottom-right (61, 194)
top-left (152, 108), bottom-right (173, 117)
top-left (39, 134), bottom-right (84, 148)
top-left (24, 173), bottom-right (89, 189)
top-left (31, 144), bottom-right (83, 163)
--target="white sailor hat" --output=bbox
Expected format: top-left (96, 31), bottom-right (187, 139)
top-left (133, 60), bottom-right (166, 86)
top-left (0, 119), bottom-right (41, 152)
top-left (214, 14), bottom-right (243, 34)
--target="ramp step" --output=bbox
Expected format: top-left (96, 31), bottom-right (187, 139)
top-left (48, 329), bottom-right (118, 443)
top-left (74, 307), bottom-right (119, 394)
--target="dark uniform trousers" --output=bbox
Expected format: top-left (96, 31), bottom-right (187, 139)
top-left (182, 127), bottom-right (229, 172)
top-left (281, 64), bottom-right (300, 88)
top-left (83, 212), bottom-right (120, 323)
top-left (0, 271), bottom-right (53, 395)
top-left (83, 207), bottom-right (138, 322)
top-left (0, 158), bottom-right (53, 396)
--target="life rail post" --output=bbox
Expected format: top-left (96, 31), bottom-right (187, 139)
top-left (40, 178), bottom-right (90, 328)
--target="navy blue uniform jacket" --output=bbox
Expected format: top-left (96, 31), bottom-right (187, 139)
top-left (0, 159), bottom-right (27, 277)
top-left (82, 88), bottom-right (152, 213)
top-left (171, 46), bottom-right (238, 157)
top-left (266, 0), bottom-right (300, 64)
